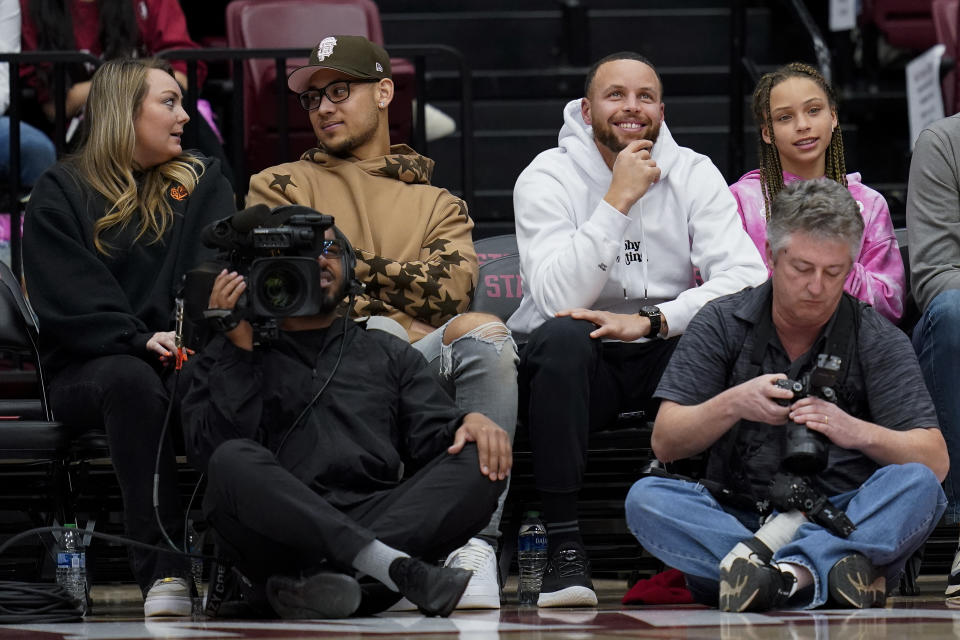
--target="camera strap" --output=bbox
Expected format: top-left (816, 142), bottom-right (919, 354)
top-left (711, 290), bottom-right (863, 504)
top-left (820, 293), bottom-right (862, 387)
top-left (747, 291), bottom-right (861, 383)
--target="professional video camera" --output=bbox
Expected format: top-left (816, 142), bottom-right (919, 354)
top-left (774, 353), bottom-right (841, 475)
top-left (181, 204), bottom-right (339, 343)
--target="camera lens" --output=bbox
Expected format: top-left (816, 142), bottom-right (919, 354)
top-left (256, 263), bottom-right (306, 314)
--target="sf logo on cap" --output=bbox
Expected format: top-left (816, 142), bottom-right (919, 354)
top-left (316, 36), bottom-right (337, 61)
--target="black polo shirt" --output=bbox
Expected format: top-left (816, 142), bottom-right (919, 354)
top-left (655, 280), bottom-right (939, 498)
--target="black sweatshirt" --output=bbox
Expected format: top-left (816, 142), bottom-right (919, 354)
top-left (182, 321), bottom-right (467, 510)
top-left (23, 157), bottom-right (236, 377)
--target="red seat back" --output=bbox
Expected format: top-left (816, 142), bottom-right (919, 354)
top-left (863, 0), bottom-right (937, 49)
top-left (225, 0), bottom-right (411, 175)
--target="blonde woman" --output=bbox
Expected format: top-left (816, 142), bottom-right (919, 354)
top-left (22, 58), bottom-right (235, 617)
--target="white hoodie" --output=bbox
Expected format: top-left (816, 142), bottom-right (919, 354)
top-left (507, 99), bottom-right (767, 338)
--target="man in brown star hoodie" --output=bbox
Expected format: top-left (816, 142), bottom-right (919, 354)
top-left (245, 35), bottom-right (518, 611)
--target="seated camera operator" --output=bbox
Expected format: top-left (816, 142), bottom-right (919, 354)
top-left (246, 37), bottom-right (518, 608)
top-left (181, 224), bottom-right (511, 619)
top-left (625, 179), bottom-right (947, 612)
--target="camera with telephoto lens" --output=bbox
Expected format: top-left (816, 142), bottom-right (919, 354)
top-left (181, 204), bottom-right (338, 342)
top-left (774, 353), bottom-right (842, 475)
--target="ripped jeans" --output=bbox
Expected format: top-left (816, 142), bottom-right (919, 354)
top-left (367, 314), bottom-right (519, 543)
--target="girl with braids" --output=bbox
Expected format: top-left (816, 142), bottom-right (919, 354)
top-left (22, 58), bottom-right (235, 617)
top-left (730, 62), bottom-right (905, 323)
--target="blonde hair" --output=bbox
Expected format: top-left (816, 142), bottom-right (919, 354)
top-left (71, 58), bottom-right (205, 255)
top-left (751, 62), bottom-right (847, 220)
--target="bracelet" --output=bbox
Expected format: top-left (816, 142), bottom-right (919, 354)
top-left (203, 308), bottom-right (241, 333)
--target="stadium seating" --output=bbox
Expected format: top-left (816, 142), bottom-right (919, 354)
top-left (862, 0), bottom-right (937, 50)
top-left (0, 261), bottom-right (74, 577)
top-left (225, 0), bottom-right (414, 175)
top-left (473, 233), bottom-right (518, 266)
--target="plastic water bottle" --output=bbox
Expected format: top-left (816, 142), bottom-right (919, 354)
top-left (187, 520), bottom-right (204, 615)
top-left (56, 524), bottom-right (87, 615)
top-left (517, 511), bottom-right (548, 604)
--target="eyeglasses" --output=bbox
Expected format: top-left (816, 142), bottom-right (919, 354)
top-left (320, 239), bottom-right (344, 259)
top-left (298, 80), bottom-right (376, 111)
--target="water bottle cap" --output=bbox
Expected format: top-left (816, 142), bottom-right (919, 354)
top-left (523, 510), bottom-right (541, 518)
top-left (65, 523), bottom-right (77, 529)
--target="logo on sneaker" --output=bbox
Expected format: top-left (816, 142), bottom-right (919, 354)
top-left (719, 556), bottom-right (793, 613)
top-left (828, 554), bottom-right (885, 609)
top-left (537, 543), bottom-right (597, 608)
top-left (719, 559), bottom-right (760, 612)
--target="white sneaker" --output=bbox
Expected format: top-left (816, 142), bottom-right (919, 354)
top-left (144, 577), bottom-right (192, 618)
top-left (444, 538), bottom-right (500, 609)
top-left (947, 546), bottom-right (960, 602)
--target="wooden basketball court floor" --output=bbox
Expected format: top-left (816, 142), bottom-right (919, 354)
top-left (2, 577), bottom-right (960, 639)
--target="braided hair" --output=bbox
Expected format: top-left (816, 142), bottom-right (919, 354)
top-left (751, 62), bottom-right (847, 220)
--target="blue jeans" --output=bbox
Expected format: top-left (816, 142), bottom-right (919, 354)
top-left (0, 117), bottom-right (56, 186)
top-left (913, 289), bottom-right (960, 524)
top-left (625, 463), bottom-right (945, 608)
top-left (367, 315), bottom-right (519, 542)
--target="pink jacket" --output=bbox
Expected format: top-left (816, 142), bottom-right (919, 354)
top-left (730, 169), bottom-right (905, 323)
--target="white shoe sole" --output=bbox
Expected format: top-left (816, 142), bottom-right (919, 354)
top-left (144, 596), bottom-right (192, 618)
top-left (536, 586), bottom-right (598, 608)
top-left (455, 592), bottom-right (501, 609)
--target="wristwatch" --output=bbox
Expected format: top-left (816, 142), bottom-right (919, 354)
top-left (203, 308), bottom-right (241, 333)
top-left (639, 305), bottom-right (662, 338)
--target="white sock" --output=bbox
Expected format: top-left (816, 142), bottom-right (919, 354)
top-left (776, 561), bottom-right (813, 597)
top-left (351, 540), bottom-right (409, 592)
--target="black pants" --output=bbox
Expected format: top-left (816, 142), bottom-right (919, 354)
top-left (519, 316), bottom-right (678, 493)
top-left (49, 354), bottom-right (190, 595)
top-left (202, 439), bottom-right (505, 584)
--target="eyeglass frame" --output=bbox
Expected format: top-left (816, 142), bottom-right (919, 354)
top-left (319, 238), bottom-right (344, 259)
top-left (297, 79), bottom-right (378, 111)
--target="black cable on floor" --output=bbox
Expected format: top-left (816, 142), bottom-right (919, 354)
top-left (0, 582), bottom-right (82, 623)
top-left (0, 525), bottom-right (217, 623)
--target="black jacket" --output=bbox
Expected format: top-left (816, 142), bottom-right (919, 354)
top-left (182, 319), bottom-right (467, 510)
top-left (23, 156), bottom-right (235, 377)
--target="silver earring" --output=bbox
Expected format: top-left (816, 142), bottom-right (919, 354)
top-left (379, 101), bottom-right (385, 107)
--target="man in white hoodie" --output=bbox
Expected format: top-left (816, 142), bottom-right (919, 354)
top-left (509, 52), bottom-right (766, 607)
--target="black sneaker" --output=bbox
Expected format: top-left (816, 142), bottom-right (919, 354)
top-left (719, 556), bottom-right (795, 612)
top-left (536, 542), bottom-right (597, 608)
top-left (388, 556), bottom-right (471, 617)
top-left (827, 554), bottom-right (886, 608)
top-left (265, 571), bottom-right (361, 619)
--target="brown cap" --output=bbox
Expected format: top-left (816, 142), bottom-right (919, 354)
top-left (287, 35), bottom-right (391, 93)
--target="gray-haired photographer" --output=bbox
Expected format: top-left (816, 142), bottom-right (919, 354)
top-left (625, 178), bottom-right (948, 612)
top-left (179, 205), bottom-right (511, 619)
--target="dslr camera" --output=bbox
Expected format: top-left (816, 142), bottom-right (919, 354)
top-left (182, 204), bottom-right (339, 343)
top-left (774, 353), bottom-right (841, 475)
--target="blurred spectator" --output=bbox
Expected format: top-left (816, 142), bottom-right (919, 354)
top-left (19, 0), bottom-right (232, 185)
top-left (0, 0), bottom-right (55, 187)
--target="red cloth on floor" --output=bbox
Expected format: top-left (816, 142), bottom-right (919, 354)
top-left (622, 568), bottom-right (694, 604)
